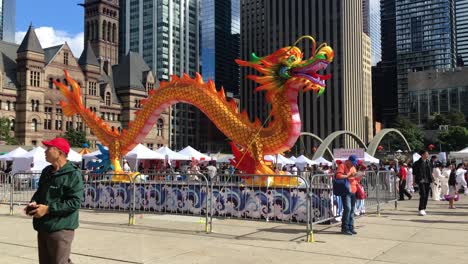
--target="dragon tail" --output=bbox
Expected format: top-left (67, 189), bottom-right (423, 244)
top-left (53, 70), bottom-right (84, 117)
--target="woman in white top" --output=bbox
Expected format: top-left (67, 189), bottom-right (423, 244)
top-left (455, 164), bottom-right (467, 195)
top-left (431, 163), bottom-right (443, 201)
top-left (123, 160), bottom-right (131, 172)
top-left (406, 164), bottom-right (414, 193)
top-left (440, 165), bottom-right (451, 199)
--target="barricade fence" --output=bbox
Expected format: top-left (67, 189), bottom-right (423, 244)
top-left (3, 170), bottom-right (398, 242)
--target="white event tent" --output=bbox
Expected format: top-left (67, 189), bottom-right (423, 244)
top-left (178, 146), bottom-right (214, 161)
top-left (156, 146), bottom-right (191, 160)
top-left (264, 154), bottom-right (294, 165)
top-left (125, 144), bottom-right (165, 170)
top-left (449, 147), bottom-right (468, 160)
top-left (294, 155), bottom-right (314, 170)
top-left (0, 147), bottom-right (28, 161)
top-left (334, 152), bottom-right (380, 164)
top-left (313, 157), bottom-right (333, 166)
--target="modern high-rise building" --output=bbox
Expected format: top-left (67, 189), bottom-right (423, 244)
top-left (241, 0), bottom-right (373, 152)
top-left (119, 0), bottom-right (200, 150)
top-left (369, 0), bottom-right (381, 65)
top-left (201, 0), bottom-right (240, 95)
top-left (456, 0), bottom-right (468, 64)
top-left (199, 0), bottom-right (240, 153)
top-left (372, 0), bottom-right (397, 127)
top-left (395, 0), bottom-right (456, 116)
top-left (363, 0), bottom-right (370, 35)
top-left (363, 33), bottom-right (373, 141)
top-left (0, 0), bottom-right (15, 43)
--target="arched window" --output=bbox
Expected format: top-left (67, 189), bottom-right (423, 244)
top-left (94, 21), bottom-right (98, 40)
top-left (102, 20), bottom-right (106, 40)
top-left (49, 78), bottom-right (54, 89)
top-left (112, 23), bottom-right (116, 43)
top-left (86, 21), bottom-right (90, 41)
top-left (10, 119), bottom-right (15, 131)
top-left (107, 21), bottom-right (112, 41)
top-left (105, 92), bottom-right (111, 106)
top-left (31, 119), bottom-right (38, 132)
top-left (31, 100), bottom-right (35, 111)
top-left (156, 119), bottom-right (164, 136)
top-left (35, 100), bottom-right (40, 112)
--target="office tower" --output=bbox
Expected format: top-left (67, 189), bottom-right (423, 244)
top-left (119, 0), bottom-right (200, 150)
top-left (369, 0), bottom-right (381, 65)
top-left (363, 0), bottom-right (370, 35)
top-left (456, 0), bottom-right (468, 63)
top-left (372, 0), bottom-right (397, 127)
top-left (241, 0), bottom-right (372, 151)
top-left (201, 0), bottom-right (240, 95)
top-left (395, 0), bottom-right (456, 116)
top-left (0, 0), bottom-right (15, 42)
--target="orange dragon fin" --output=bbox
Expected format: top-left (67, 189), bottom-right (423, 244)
top-left (53, 70), bottom-right (84, 117)
top-left (229, 142), bottom-right (256, 174)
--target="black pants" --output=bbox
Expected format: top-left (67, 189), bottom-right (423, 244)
top-left (418, 183), bottom-right (430, 211)
top-left (38, 230), bottom-right (74, 264)
top-left (399, 179), bottom-right (411, 200)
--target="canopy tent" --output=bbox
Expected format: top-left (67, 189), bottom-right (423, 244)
top-left (78, 148), bottom-right (91, 155)
top-left (0, 147), bottom-right (28, 161)
top-left (294, 155), bottom-right (314, 170)
top-left (12, 147), bottom-right (49, 173)
top-left (413, 153), bottom-right (421, 162)
top-left (289, 156), bottom-right (297, 161)
top-left (449, 147), bottom-right (468, 160)
top-left (156, 146), bottom-right (191, 160)
top-left (215, 154), bottom-right (234, 163)
top-left (334, 152), bottom-right (380, 164)
top-left (68, 149), bottom-right (83, 163)
top-left (312, 157), bottom-right (333, 166)
top-left (178, 146), bottom-right (214, 161)
top-left (125, 144), bottom-right (165, 170)
top-left (264, 154), bottom-right (294, 165)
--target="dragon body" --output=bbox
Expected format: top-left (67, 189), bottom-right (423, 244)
top-left (55, 36), bottom-right (333, 185)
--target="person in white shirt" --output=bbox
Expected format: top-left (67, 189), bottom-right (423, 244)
top-left (440, 165), bottom-right (451, 199)
top-left (123, 160), bottom-right (131, 172)
top-left (431, 162), bottom-right (443, 201)
top-left (455, 164), bottom-right (467, 195)
top-left (406, 163), bottom-right (415, 193)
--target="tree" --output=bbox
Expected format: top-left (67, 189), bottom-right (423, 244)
top-left (392, 117), bottom-right (425, 151)
top-left (438, 126), bottom-right (468, 151)
top-left (0, 117), bottom-right (18, 145)
top-left (64, 129), bottom-right (89, 148)
top-left (426, 111), bottom-right (466, 129)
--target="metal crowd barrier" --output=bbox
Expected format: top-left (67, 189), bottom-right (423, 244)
top-left (360, 170), bottom-right (398, 215)
top-left (209, 173), bottom-right (314, 242)
top-left (130, 172), bottom-right (210, 231)
top-left (3, 170), bottom-right (399, 243)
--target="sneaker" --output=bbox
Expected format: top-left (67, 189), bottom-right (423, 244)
top-left (418, 210), bottom-right (426, 216)
top-left (350, 230), bottom-right (357, 235)
top-left (449, 206), bottom-right (456, 209)
top-left (341, 230), bottom-right (353, 235)
top-left (408, 195), bottom-right (412, 200)
top-left (354, 211), bottom-right (360, 216)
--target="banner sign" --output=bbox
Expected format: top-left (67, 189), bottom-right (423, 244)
top-left (333, 148), bottom-right (365, 159)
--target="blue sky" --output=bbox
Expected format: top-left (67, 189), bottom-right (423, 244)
top-left (15, 0), bottom-right (85, 56)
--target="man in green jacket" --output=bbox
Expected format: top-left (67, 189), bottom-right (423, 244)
top-left (26, 138), bottom-right (83, 264)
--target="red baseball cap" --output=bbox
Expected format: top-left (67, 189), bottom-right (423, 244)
top-left (42, 138), bottom-right (70, 155)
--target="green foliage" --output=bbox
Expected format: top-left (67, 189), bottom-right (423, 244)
top-left (426, 112), bottom-right (467, 129)
top-left (438, 126), bottom-right (468, 151)
top-left (64, 129), bottom-right (89, 148)
top-left (392, 117), bottom-right (425, 151)
top-left (0, 117), bottom-right (18, 145)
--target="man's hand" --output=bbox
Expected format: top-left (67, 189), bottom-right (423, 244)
top-left (24, 201), bottom-right (37, 215)
top-left (29, 204), bottom-right (49, 218)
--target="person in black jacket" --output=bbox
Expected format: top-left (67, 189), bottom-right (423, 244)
top-left (413, 150), bottom-right (433, 216)
top-left (448, 164), bottom-right (457, 209)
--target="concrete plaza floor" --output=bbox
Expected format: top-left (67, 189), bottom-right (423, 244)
top-left (1, 195), bottom-right (467, 264)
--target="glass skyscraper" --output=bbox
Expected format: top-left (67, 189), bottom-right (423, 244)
top-left (201, 0), bottom-right (240, 95)
top-left (395, 0), bottom-right (456, 115)
top-left (369, 0), bottom-right (381, 65)
top-left (456, 0), bottom-right (468, 63)
top-left (0, 0), bottom-right (15, 42)
top-left (119, 0), bottom-right (200, 150)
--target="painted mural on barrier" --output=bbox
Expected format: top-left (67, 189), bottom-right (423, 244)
top-left (81, 182), bottom-right (333, 222)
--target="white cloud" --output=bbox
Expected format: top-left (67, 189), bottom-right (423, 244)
top-left (15, 27), bottom-right (84, 58)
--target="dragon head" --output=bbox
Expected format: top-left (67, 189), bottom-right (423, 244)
top-left (236, 36), bottom-right (334, 99)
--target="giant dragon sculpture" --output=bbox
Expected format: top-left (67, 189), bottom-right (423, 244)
top-left (54, 36), bottom-right (334, 185)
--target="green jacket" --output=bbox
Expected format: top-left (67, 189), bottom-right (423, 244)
top-left (31, 161), bottom-right (84, 233)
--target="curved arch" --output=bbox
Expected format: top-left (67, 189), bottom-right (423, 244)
top-left (299, 132), bottom-right (333, 158)
top-left (367, 128), bottom-right (411, 156)
top-left (312, 130), bottom-right (367, 160)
